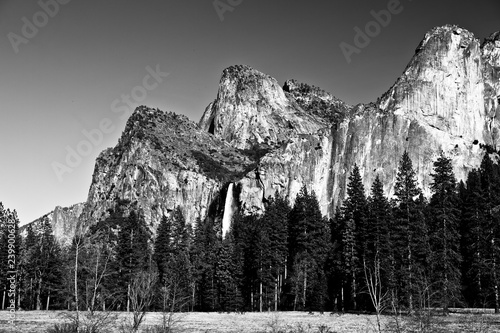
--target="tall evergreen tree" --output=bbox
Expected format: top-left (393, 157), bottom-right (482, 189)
top-left (366, 175), bottom-right (393, 300)
top-left (231, 212), bottom-right (258, 311)
top-left (329, 208), bottom-right (345, 312)
top-left (261, 193), bottom-right (289, 310)
top-left (428, 152), bottom-right (462, 314)
top-left (191, 217), bottom-right (219, 311)
top-left (168, 207), bottom-right (193, 311)
top-left (459, 154), bottom-right (500, 311)
top-left (339, 165), bottom-right (367, 311)
top-left (459, 169), bottom-right (491, 307)
top-left (153, 207), bottom-right (194, 311)
top-left (479, 154), bottom-right (500, 312)
top-left (28, 216), bottom-right (64, 310)
top-left (115, 210), bottom-right (152, 311)
top-left (344, 165), bottom-right (369, 258)
top-left (288, 186), bottom-right (330, 310)
top-left (154, 215), bottom-right (172, 286)
top-left (216, 228), bottom-right (244, 312)
top-left (392, 150), bottom-right (428, 312)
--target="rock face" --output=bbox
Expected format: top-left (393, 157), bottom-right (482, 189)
top-left (482, 31), bottom-right (500, 146)
top-left (325, 25), bottom-right (500, 208)
top-left (22, 203), bottom-right (85, 245)
top-left (79, 107), bottom-right (256, 233)
top-left (199, 65), bottom-right (328, 150)
top-left (61, 25), bottom-right (498, 240)
top-left (200, 25), bottom-right (500, 218)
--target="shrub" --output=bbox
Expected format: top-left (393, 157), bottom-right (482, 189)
top-left (45, 323), bottom-right (78, 333)
top-left (58, 311), bottom-right (117, 333)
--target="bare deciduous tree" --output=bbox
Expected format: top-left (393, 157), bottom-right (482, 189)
top-left (363, 254), bottom-right (388, 333)
top-left (65, 227), bottom-right (116, 333)
top-left (129, 269), bottom-right (157, 332)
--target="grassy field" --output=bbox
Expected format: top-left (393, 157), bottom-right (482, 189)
top-left (1, 310), bottom-right (500, 332)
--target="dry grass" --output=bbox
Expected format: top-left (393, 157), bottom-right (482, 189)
top-left (1, 310), bottom-right (500, 333)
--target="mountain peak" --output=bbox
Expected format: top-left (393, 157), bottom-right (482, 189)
top-left (222, 64), bottom-right (257, 75)
top-left (428, 24), bottom-right (473, 36)
top-left (120, 106), bottom-right (195, 147)
top-left (201, 65), bottom-right (327, 149)
top-left (483, 31), bottom-right (500, 44)
top-left (220, 65), bottom-right (275, 84)
top-left (416, 24), bottom-right (476, 54)
top-left (282, 79), bottom-right (350, 123)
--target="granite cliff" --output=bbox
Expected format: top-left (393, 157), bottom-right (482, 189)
top-left (37, 25), bottom-right (500, 240)
top-left (198, 25), bottom-right (499, 218)
top-left (78, 107), bottom-right (257, 235)
top-left (22, 203), bottom-right (85, 245)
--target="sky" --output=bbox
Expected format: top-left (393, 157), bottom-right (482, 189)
top-left (0, 0), bottom-right (499, 224)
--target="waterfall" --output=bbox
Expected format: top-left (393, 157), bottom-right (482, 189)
top-left (222, 183), bottom-right (234, 238)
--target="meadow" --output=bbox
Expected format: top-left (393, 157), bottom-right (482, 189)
top-left (1, 310), bottom-right (500, 333)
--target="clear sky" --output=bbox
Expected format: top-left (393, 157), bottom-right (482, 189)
top-left (1, 0), bottom-right (499, 224)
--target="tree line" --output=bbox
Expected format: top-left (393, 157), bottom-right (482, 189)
top-left (1, 150), bottom-right (499, 314)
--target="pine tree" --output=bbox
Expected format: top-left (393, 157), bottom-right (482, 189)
top-left (392, 150), bottom-right (428, 312)
top-left (115, 209), bottom-right (152, 311)
top-left (230, 212), bottom-right (258, 311)
top-left (261, 193), bottom-right (289, 310)
top-left (339, 165), bottom-right (368, 311)
top-left (344, 165), bottom-right (369, 259)
top-left (231, 195), bottom-right (290, 313)
top-left (153, 207), bottom-right (194, 312)
top-left (479, 154), bottom-right (500, 312)
top-left (254, 216), bottom-right (271, 312)
top-left (215, 229), bottom-right (244, 312)
top-left (367, 176), bottom-right (392, 266)
top-left (459, 154), bottom-right (500, 311)
top-left (288, 186), bottom-right (330, 310)
top-left (168, 207), bottom-right (193, 311)
top-left (329, 208), bottom-right (345, 312)
top-left (366, 175), bottom-right (393, 305)
top-left (459, 170), bottom-right (489, 307)
top-left (27, 216), bottom-right (64, 310)
top-left (191, 217), bottom-right (219, 311)
top-left (428, 152), bottom-right (461, 314)
top-left (154, 215), bottom-right (172, 286)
